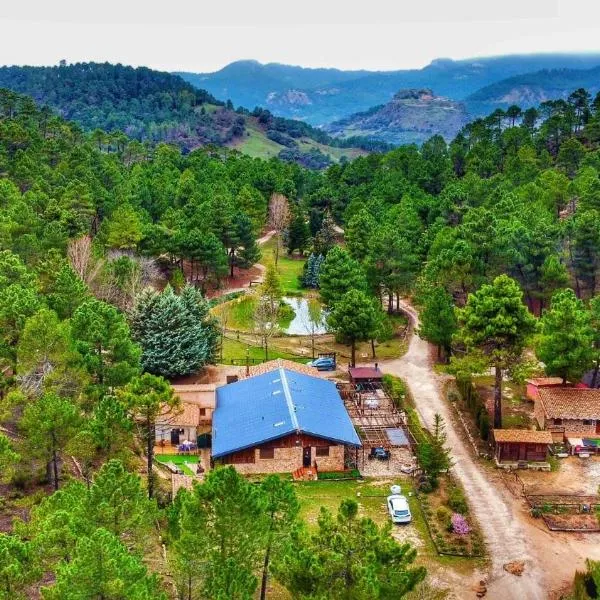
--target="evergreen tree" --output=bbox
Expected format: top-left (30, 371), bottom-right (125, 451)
top-left (232, 213), bottom-right (261, 275)
top-left (20, 392), bottom-right (81, 490)
top-left (327, 289), bottom-right (378, 367)
top-left (318, 246), bottom-right (367, 309)
top-left (456, 275), bottom-right (537, 428)
top-left (0, 534), bottom-right (39, 599)
top-left (131, 285), bottom-right (217, 377)
top-left (536, 289), bottom-right (595, 384)
top-left (42, 529), bottom-right (167, 600)
top-left (119, 374), bottom-right (178, 499)
top-left (71, 298), bottom-right (140, 388)
top-left (172, 467), bottom-right (267, 600)
top-left (313, 210), bottom-right (336, 256)
top-left (105, 204), bottom-right (144, 250)
top-left (274, 499), bottom-right (425, 599)
top-left (285, 208), bottom-right (309, 255)
top-left (418, 286), bottom-right (457, 361)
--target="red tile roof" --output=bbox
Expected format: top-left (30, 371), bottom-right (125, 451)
top-left (493, 429), bottom-right (553, 444)
top-left (538, 388), bottom-right (600, 420)
top-left (349, 367), bottom-right (383, 379)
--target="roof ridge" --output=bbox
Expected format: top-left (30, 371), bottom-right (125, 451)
top-left (280, 367), bottom-right (300, 431)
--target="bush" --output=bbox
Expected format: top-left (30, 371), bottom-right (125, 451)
top-left (447, 485), bottom-right (469, 515)
top-left (435, 506), bottom-right (452, 529)
top-left (451, 513), bottom-right (471, 535)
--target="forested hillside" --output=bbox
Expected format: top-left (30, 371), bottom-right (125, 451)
top-left (2, 81), bottom-right (600, 597)
top-left (0, 62), bottom-right (375, 165)
top-left (466, 65), bottom-right (600, 115)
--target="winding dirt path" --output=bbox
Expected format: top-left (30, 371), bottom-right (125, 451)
top-left (380, 301), bottom-right (545, 600)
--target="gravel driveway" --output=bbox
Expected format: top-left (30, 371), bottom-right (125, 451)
top-left (378, 301), bottom-right (545, 600)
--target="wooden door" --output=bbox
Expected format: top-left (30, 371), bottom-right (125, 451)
top-left (303, 447), bottom-right (311, 467)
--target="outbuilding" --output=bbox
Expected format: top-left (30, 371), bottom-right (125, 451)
top-left (349, 364), bottom-right (383, 387)
top-left (493, 429), bottom-right (553, 465)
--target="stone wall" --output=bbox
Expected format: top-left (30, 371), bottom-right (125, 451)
top-left (556, 419), bottom-right (597, 434)
top-left (313, 445), bottom-right (345, 471)
top-left (230, 446), bottom-right (303, 475)
top-left (223, 443), bottom-right (346, 475)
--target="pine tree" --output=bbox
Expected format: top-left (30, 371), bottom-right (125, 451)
top-left (537, 289), bottom-right (595, 384)
top-left (131, 285), bottom-right (218, 377)
top-left (274, 499), bottom-right (425, 599)
top-left (42, 529), bottom-right (167, 600)
top-left (318, 246), bottom-right (367, 308)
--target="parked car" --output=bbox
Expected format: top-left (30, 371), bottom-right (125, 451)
top-left (307, 356), bottom-right (336, 371)
top-left (387, 493), bottom-right (412, 524)
top-left (368, 447), bottom-right (390, 461)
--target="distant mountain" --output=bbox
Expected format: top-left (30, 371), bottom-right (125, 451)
top-left (179, 54), bottom-right (600, 125)
top-left (175, 60), bottom-right (367, 112)
top-left (325, 89), bottom-right (469, 145)
top-left (465, 66), bottom-right (600, 115)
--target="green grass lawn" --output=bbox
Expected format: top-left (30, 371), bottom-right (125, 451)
top-left (219, 336), bottom-right (303, 364)
top-left (260, 237), bottom-right (306, 294)
top-left (155, 454), bottom-right (199, 476)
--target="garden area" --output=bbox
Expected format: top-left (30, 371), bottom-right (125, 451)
top-left (418, 476), bottom-right (486, 557)
top-left (155, 454), bottom-right (200, 477)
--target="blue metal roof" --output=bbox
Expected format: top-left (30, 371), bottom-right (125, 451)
top-left (212, 367), bottom-right (361, 458)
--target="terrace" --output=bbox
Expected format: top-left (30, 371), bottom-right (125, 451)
top-left (337, 381), bottom-right (415, 475)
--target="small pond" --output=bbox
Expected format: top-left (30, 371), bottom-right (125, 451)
top-left (281, 297), bottom-right (328, 335)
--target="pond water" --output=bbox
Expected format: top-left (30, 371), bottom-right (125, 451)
top-left (281, 297), bottom-right (328, 335)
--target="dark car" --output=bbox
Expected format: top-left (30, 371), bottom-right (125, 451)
top-left (368, 447), bottom-right (391, 461)
top-left (307, 357), bottom-right (336, 371)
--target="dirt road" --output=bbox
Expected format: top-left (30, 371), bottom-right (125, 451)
top-left (380, 301), bottom-right (545, 600)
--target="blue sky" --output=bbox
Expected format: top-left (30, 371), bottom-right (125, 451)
top-left (1, 0), bottom-right (599, 72)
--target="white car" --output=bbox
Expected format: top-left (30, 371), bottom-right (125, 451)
top-left (387, 493), bottom-right (412, 524)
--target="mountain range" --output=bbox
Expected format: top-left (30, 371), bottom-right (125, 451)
top-left (178, 54), bottom-right (600, 127)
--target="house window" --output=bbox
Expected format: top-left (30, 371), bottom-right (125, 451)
top-left (554, 419), bottom-right (563, 426)
top-left (315, 446), bottom-right (330, 457)
top-left (199, 408), bottom-right (206, 416)
top-left (583, 420), bottom-right (592, 426)
top-left (259, 448), bottom-right (275, 459)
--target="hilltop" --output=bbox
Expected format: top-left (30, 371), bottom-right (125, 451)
top-left (325, 89), bottom-right (469, 145)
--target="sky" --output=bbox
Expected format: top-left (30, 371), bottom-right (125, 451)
top-left (1, 0), bottom-right (600, 73)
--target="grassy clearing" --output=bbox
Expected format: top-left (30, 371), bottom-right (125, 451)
top-left (260, 237), bottom-right (306, 294)
top-left (219, 336), bottom-right (302, 363)
top-left (292, 478), bottom-right (478, 573)
top-left (213, 295), bottom-right (257, 331)
top-left (155, 454), bottom-right (199, 476)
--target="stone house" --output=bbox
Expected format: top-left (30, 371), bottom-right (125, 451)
top-left (155, 384), bottom-right (215, 447)
top-left (212, 366), bottom-right (361, 475)
top-left (535, 388), bottom-right (600, 442)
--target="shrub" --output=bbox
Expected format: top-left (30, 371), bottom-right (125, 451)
top-left (451, 513), bottom-right (471, 535)
top-left (436, 506), bottom-right (452, 528)
top-left (447, 485), bottom-right (469, 515)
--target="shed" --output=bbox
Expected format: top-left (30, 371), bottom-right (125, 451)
top-left (493, 429), bottom-right (553, 463)
top-left (349, 364), bottom-right (383, 387)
